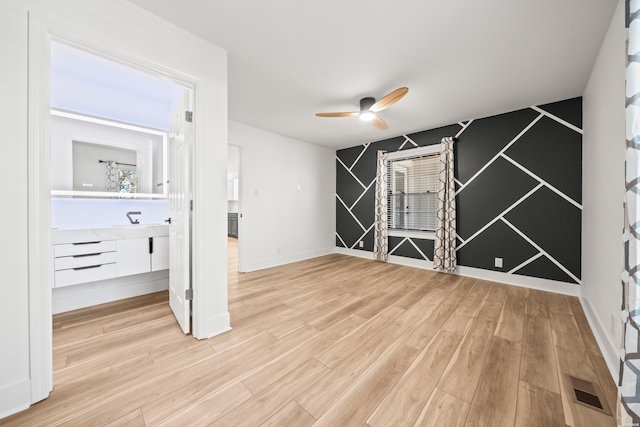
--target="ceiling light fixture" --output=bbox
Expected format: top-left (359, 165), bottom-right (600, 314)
top-left (359, 111), bottom-right (375, 122)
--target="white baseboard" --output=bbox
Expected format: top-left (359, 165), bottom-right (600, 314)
top-left (197, 311), bottom-right (232, 340)
top-left (579, 290), bottom-right (620, 383)
top-left (335, 247), bottom-right (580, 296)
top-left (0, 379), bottom-right (30, 419)
top-left (243, 247), bottom-right (335, 273)
top-left (52, 270), bottom-right (169, 313)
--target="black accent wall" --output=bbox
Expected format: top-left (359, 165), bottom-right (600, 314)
top-left (336, 97), bottom-right (582, 285)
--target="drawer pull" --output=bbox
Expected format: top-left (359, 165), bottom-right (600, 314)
top-left (72, 253), bottom-right (101, 258)
top-left (73, 265), bottom-right (101, 271)
top-left (72, 241), bottom-right (101, 245)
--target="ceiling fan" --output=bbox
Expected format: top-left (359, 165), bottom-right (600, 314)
top-left (315, 87), bottom-right (409, 130)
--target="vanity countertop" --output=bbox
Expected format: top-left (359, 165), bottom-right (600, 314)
top-left (52, 224), bottom-right (169, 244)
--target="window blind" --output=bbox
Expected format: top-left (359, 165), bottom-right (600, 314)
top-left (387, 154), bottom-right (440, 232)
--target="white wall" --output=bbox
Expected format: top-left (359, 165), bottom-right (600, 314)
top-left (581, 0), bottom-right (625, 377)
top-left (0, 0), bottom-right (228, 419)
top-left (229, 121), bottom-right (336, 272)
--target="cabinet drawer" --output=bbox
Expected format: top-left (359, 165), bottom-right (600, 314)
top-left (55, 251), bottom-right (118, 270)
top-left (54, 263), bottom-right (117, 288)
top-left (55, 240), bottom-right (117, 257)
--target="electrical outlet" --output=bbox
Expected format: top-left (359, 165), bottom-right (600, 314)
top-left (359, 241), bottom-right (364, 248)
top-left (495, 257), bottom-right (503, 268)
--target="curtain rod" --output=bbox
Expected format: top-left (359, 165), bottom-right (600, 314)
top-left (99, 160), bottom-right (137, 167)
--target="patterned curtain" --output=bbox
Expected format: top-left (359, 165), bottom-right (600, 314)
top-left (105, 160), bottom-right (118, 192)
top-left (373, 150), bottom-right (389, 262)
top-left (433, 136), bottom-right (456, 273)
top-left (622, 1), bottom-right (640, 423)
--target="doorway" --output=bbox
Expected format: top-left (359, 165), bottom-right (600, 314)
top-left (227, 144), bottom-right (242, 274)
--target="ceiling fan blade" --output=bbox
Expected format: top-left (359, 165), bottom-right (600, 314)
top-left (315, 112), bottom-right (359, 118)
top-left (370, 116), bottom-right (388, 130)
top-left (370, 87), bottom-right (409, 112)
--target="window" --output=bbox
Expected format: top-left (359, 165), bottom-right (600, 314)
top-left (387, 145), bottom-right (440, 234)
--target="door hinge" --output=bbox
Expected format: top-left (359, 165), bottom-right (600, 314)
top-left (190, 200), bottom-right (193, 211)
top-left (185, 111), bottom-right (193, 123)
top-left (185, 288), bottom-right (193, 300)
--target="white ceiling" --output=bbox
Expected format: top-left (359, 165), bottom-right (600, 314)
top-left (124, 1), bottom-right (617, 150)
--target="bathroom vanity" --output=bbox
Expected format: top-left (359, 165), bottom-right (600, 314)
top-left (51, 224), bottom-right (170, 313)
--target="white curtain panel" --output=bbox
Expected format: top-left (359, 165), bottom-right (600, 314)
top-left (433, 136), bottom-right (457, 273)
top-left (373, 150), bottom-right (389, 262)
top-left (622, 0), bottom-right (640, 423)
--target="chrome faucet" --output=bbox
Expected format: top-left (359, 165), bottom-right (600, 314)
top-left (126, 211), bottom-right (141, 224)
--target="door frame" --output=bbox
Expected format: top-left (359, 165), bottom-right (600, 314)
top-left (228, 143), bottom-right (245, 272)
top-left (27, 13), bottom-right (224, 404)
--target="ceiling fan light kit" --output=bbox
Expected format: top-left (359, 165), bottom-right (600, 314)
top-left (316, 87), bottom-right (408, 130)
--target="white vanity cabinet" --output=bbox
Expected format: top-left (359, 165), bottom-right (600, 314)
top-left (151, 236), bottom-right (169, 271)
top-left (52, 226), bottom-right (169, 288)
top-left (117, 236), bottom-right (169, 276)
top-left (53, 241), bottom-right (118, 287)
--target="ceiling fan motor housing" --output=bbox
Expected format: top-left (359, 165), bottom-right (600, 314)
top-left (360, 97), bottom-right (375, 111)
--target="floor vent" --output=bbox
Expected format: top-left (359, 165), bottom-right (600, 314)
top-left (567, 376), bottom-right (611, 415)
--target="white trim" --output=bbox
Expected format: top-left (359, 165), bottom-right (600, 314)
top-left (388, 237), bottom-right (408, 254)
top-left (387, 144), bottom-right (439, 160)
top-left (501, 217), bottom-right (581, 284)
top-left (335, 232), bottom-right (347, 248)
top-left (350, 224), bottom-right (375, 249)
top-left (501, 154), bottom-right (583, 210)
top-left (334, 247), bottom-right (580, 296)
top-left (455, 114), bottom-right (544, 195)
top-left (336, 194), bottom-right (367, 232)
top-left (579, 289), bottom-right (619, 383)
top-left (402, 135), bottom-right (419, 149)
top-left (28, 12), bottom-right (53, 405)
top-left (508, 252), bottom-right (544, 274)
top-left (456, 183), bottom-right (544, 250)
top-left (243, 247), bottom-right (336, 273)
top-left (349, 143), bottom-right (369, 170)
top-left (388, 230), bottom-right (436, 240)
top-left (531, 105), bottom-right (584, 134)
top-left (407, 239), bottom-right (431, 261)
top-left (349, 179), bottom-right (375, 211)
top-left (455, 120), bottom-right (473, 137)
top-left (0, 379), bottom-right (31, 420)
top-left (336, 156), bottom-right (367, 189)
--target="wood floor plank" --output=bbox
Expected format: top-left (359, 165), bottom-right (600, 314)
top-left (259, 401), bottom-right (315, 427)
top-left (413, 388), bottom-right (470, 427)
top-left (314, 305), bottom-right (405, 368)
top-left (515, 381), bottom-right (565, 427)
top-left (296, 320), bottom-right (411, 419)
top-left (465, 337), bottom-right (521, 427)
top-left (210, 358), bottom-right (329, 427)
top-left (312, 342), bottom-right (419, 427)
top-left (495, 295), bottom-right (526, 342)
top-left (153, 380), bottom-right (253, 427)
top-left (520, 316), bottom-right (560, 394)
top-left (526, 289), bottom-right (550, 319)
top-left (241, 314), bottom-right (365, 395)
top-left (104, 408), bottom-right (146, 427)
top-left (437, 316), bottom-right (498, 403)
top-left (367, 329), bottom-right (462, 427)
top-left (567, 296), bottom-right (602, 356)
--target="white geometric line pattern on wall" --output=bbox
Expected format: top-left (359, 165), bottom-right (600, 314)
top-left (336, 97), bottom-right (582, 284)
top-left (455, 114), bottom-right (544, 196)
top-left (456, 183), bottom-right (545, 251)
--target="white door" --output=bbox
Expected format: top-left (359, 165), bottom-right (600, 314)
top-left (168, 89), bottom-right (192, 334)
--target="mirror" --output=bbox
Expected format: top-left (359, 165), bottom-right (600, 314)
top-left (51, 110), bottom-right (167, 198)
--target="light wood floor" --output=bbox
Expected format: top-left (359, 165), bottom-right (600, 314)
top-left (3, 238), bottom-right (618, 426)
